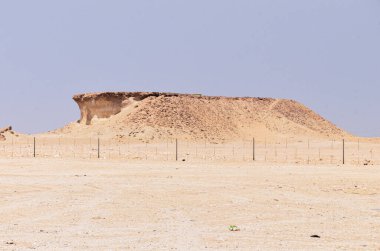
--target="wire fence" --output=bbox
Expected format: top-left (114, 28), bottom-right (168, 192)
top-left (0, 136), bottom-right (379, 165)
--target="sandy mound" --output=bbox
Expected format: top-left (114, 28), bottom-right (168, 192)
top-left (51, 92), bottom-right (350, 142)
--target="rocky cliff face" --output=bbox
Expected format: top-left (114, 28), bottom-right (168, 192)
top-left (73, 92), bottom-right (181, 125)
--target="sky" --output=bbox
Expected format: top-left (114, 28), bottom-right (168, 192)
top-left (0, 0), bottom-right (379, 136)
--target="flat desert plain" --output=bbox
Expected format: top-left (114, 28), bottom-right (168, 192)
top-left (0, 158), bottom-right (379, 250)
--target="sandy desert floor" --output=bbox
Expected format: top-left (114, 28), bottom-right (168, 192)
top-left (0, 158), bottom-right (379, 250)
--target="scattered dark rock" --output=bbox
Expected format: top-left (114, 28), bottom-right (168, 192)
top-left (363, 159), bottom-right (372, 166)
top-left (0, 126), bottom-right (12, 133)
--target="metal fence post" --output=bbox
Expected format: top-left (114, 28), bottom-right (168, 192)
top-left (253, 137), bottom-right (255, 161)
top-left (343, 139), bottom-right (345, 165)
top-left (176, 139), bottom-right (178, 161)
top-left (98, 138), bottom-right (100, 159)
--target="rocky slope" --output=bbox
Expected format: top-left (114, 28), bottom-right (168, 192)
top-left (52, 92), bottom-right (350, 142)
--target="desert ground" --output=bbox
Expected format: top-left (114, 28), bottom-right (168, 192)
top-left (0, 157), bottom-right (379, 251)
top-left (1, 93), bottom-right (379, 250)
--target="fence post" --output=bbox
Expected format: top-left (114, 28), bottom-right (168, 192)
top-left (11, 135), bottom-right (14, 158)
top-left (252, 137), bottom-right (255, 161)
top-left (73, 138), bottom-right (76, 159)
top-left (342, 139), bottom-right (345, 165)
top-left (176, 139), bottom-right (178, 161)
top-left (98, 138), bottom-right (100, 159)
top-left (33, 137), bottom-right (36, 158)
top-left (357, 139), bottom-right (360, 165)
top-left (307, 139), bottom-right (310, 165)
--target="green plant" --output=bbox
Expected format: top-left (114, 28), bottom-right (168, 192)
top-left (229, 225), bottom-right (240, 231)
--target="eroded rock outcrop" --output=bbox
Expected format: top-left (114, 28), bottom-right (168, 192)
top-left (0, 126), bottom-right (12, 141)
top-left (73, 92), bottom-right (181, 125)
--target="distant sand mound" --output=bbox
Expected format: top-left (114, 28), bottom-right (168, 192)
top-left (52, 92), bottom-right (350, 142)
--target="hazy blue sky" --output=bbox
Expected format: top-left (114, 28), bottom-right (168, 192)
top-left (0, 1), bottom-right (379, 136)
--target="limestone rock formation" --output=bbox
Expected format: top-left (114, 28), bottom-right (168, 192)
top-left (61, 92), bottom-right (350, 141)
top-left (0, 126), bottom-right (12, 141)
top-left (73, 92), bottom-right (181, 125)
